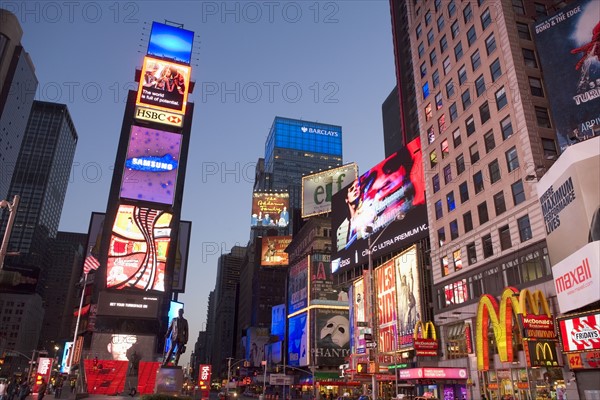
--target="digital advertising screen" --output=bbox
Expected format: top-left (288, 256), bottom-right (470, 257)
top-left (260, 236), bottom-right (292, 266)
top-left (251, 192), bottom-right (290, 228)
top-left (302, 163), bottom-right (358, 218)
top-left (171, 220), bottom-right (191, 293)
top-left (287, 312), bottom-right (308, 367)
top-left (90, 333), bottom-right (156, 362)
top-left (271, 304), bottom-right (286, 340)
top-left (533, 0), bottom-right (600, 151)
top-left (394, 246), bottom-right (422, 349)
top-left (244, 327), bottom-right (270, 367)
top-left (288, 256), bottom-right (309, 314)
top-left (120, 125), bottom-right (182, 206)
top-left (311, 308), bottom-right (351, 367)
top-left (136, 56), bottom-right (191, 114)
top-left (147, 22), bottom-right (194, 65)
top-left (0, 264), bottom-right (40, 293)
top-left (309, 253), bottom-right (340, 304)
top-left (60, 341), bottom-right (74, 373)
top-left (331, 137), bottom-right (428, 270)
top-left (376, 258), bottom-right (398, 353)
top-left (106, 205), bottom-right (173, 292)
top-left (96, 291), bottom-right (160, 319)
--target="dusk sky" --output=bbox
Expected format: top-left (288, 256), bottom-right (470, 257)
top-left (13, 1), bottom-right (396, 365)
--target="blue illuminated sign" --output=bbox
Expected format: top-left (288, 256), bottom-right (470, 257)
top-left (147, 22), bottom-right (194, 65)
top-left (269, 117), bottom-right (342, 156)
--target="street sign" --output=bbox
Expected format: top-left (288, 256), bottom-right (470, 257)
top-left (366, 342), bottom-right (378, 348)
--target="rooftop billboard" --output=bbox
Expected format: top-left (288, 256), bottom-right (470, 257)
top-left (260, 236), bottom-right (292, 266)
top-left (301, 163), bottom-right (358, 218)
top-left (331, 137), bottom-right (427, 270)
top-left (147, 22), bottom-right (194, 65)
top-left (251, 192), bottom-right (290, 228)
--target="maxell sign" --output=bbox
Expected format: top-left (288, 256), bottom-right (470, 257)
top-left (301, 163), bottom-right (357, 218)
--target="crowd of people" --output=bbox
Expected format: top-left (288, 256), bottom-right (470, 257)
top-left (0, 376), bottom-right (74, 400)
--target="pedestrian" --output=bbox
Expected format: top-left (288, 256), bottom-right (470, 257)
top-left (0, 379), bottom-right (8, 400)
top-left (70, 380), bottom-right (75, 394)
top-left (54, 378), bottom-right (62, 399)
top-left (7, 379), bottom-right (17, 400)
top-left (37, 379), bottom-right (47, 400)
top-left (17, 381), bottom-right (29, 400)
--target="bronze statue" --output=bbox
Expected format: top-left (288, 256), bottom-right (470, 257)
top-left (162, 308), bottom-right (189, 367)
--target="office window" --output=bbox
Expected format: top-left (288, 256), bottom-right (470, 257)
top-left (470, 143), bottom-right (480, 164)
top-left (438, 227), bottom-right (446, 247)
top-left (464, 212), bottom-right (474, 233)
top-left (467, 241), bottom-right (477, 264)
top-left (512, 180), bottom-right (526, 205)
top-left (489, 159), bottom-right (501, 184)
top-left (423, 82), bottom-right (430, 99)
top-left (480, 101), bottom-right (491, 124)
top-left (441, 139), bottom-right (450, 159)
top-left (453, 249), bottom-right (463, 271)
top-left (478, 201), bottom-right (489, 224)
top-left (425, 103), bottom-right (433, 122)
top-left (435, 200), bottom-right (444, 219)
top-left (505, 146), bottom-right (519, 172)
top-left (425, 10), bottom-right (432, 26)
top-left (463, 3), bottom-right (473, 23)
top-left (430, 150), bottom-right (438, 168)
top-left (438, 114), bottom-right (447, 133)
top-left (481, 8), bottom-right (492, 30)
top-left (453, 129), bottom-right (462, 148)
top-left (449, 102), bottom-right (458, 122)
top-left (495, 86), bottom-right (508, 110)
top-left (535, 106), bottom-right (552, 128)
top-left (450, 219), bottom-right (459, 240)
top-left (448, 0), bottom-right (456, 17)
top-left (437, 14), bottom-right (445, 32)
top-left (474, 171), bottom-right (484, 193)
top-left (485, 34), bottom-right (497, 55)
top-left (499, 225), bottom-right (512, 250)
top-left (458, 66), bottom-right (467, 85)
top-left (475, 75), bottom-right (486, 97)
top-left (420, 62), bottom-right (427, 78)
top-left (512, 0), bottom-right (525, 15)
top-left (484, 130), bottom-right (495, 153)
top-left (430, 50), bottom-right (438, 67)
top-left (456, 153), bottom-right (466, 175)
top-left (441, 256), bottom-right (449, 276)
top-left (482, 234), bottom-right (494, 258)
top-left (440, 35), bottom-right (448, 53)
top-left (471, 50), bottom-right (481, 71)
top-left (517, 22), bottom-right (531, 40)
top-left (462, 89), bottom-right (472, 109)
top-left (446, 79), bottom-right (455, 98)
top-left (529, 77), bottom-right (544, 97)
top-left (466, 116), bottom-right (475, 136)
top-left (443, 164), bottom-right (453, 184)
top-left (523, 48), bottom-right (538, 68)
top-left (517, 215), bottom-right (533, 242)
top-left (490, 58), bottom-right (502, 82)
top-left (432, 174), bottom-right (440, 193)
top-left (454, 42), bottom-right (464, 61)
top-left (494, 191), bottom-right (507, 216)
top-left (534, 2), bottom-right (547, 17)
top-left (443, 56), bottom-right (452, 75)
top-left (433, 69), bottom-right (440, 87)
top-left (428, 126), bottom-right (436, 143)
top-left (428, 29), bottom-right (435, 46)
top-left (447, 191), bottom-right (456, 212)
top-left (501, 116), bottom-right (513, 140)
top-left (434, 0), bottom-right (442, 12)
top-left (542, 138), bottom-right (558, 159)
top-left (416, 24), bottom-right (423, 39)
top-left (467, 26), bottom-right (477, 46)
top-left (418, 42), bottom-right (425, 58)
top-left (459, 181), bottom-right (469, 203)
top-left (436, 92), bottom-right (443, 110)
top-left (451, 20), bottom-right (460, 39)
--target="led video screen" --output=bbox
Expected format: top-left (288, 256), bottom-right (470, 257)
top-left (120, 125), bottom-right (182, 206)
top-left (106, 205), bottom-right (173, 292)
top-left (147, 22), bottom-right (194, 65)
top-left (288, 312), bottom-right (308, 367)
top-left (251, 192), bottom-right (290, 228)
top-left (331, 137), bottom-right (428, 270)
top-left (136, 57), bottom-right (191, 114)
top-left (171, 220), bottom-right (191, 293)
top-left (90, 333), bottom-right (156, 362)
top-left (96, 291), bottom-right (160, 319)
top-left (260, 236), bottom-right (292, 266)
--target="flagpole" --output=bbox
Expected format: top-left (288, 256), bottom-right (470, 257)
top-left (69, 271), bottom-right (88, 375)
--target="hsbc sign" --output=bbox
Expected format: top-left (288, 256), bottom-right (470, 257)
top-left (135, 106), bottom-right (184, 128)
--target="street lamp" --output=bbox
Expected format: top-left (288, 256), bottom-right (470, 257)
top-left (365, 212), bottom-right (405, 399)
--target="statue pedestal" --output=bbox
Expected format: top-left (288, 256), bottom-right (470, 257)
top-left (155, 366), bottom-right (184, 395)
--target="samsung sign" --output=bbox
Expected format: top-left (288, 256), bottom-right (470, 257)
top-left (301, 126), bottom-right (340, 137)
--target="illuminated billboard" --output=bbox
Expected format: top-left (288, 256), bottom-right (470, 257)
top-left (251, 192), bottom-right (290, 228)
top-left (136, 56), bottom-right (191, 114)
top-left (243, 327), bottom-right (269, 367)
top-left (311, 308), bottom-right (350, 366)
top-left (147, 22), bottom-right (194, 65)
top-left (288, 256), bottom-right (308, 314)
top-left (120, 125), bottom-right (182, 205)
top-left (376, 258), bottom-right (398, 353)
top-left (96, 291), bottom-right (160, 319)
top-left (288, 312), bottom-right (308, 367)
top-left (309, 253), bottom-right (340, 304)
top-left (351, 277), bottom-right (367, 354)
top-left (106, 205), bottom-right (173, 292)
top-left (558, 312), bottom-right (600, 352)
top-left (301, 163), bottom-right (358, 218)
top-left (171, 220), bottom-right (191, 293)
top-left (90, 333), bottom-right (156, 362)
top-left (271, 304), bottom-right (286, 340)
top-left (331, 137), bottom-right (427, 270)
top-left (260, 236), bottom-right (292, 266)
top-left (394, 246), bottom-right (422, 349)
top-left (533, 0), bottom-right (600, 151)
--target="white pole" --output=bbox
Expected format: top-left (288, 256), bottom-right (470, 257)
top-left (68, 272), bottom-right (88, 375)
top-left (262, 360), bottom-right (267, 397)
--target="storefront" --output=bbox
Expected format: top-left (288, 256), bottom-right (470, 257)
top-left (397, 367), bottom-right (468, 399)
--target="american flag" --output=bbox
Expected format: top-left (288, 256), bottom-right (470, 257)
top-left (83, 255), bottom-right (100, 274)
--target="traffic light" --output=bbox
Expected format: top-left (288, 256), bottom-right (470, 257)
top-left (356, 363), bottom-right (367, 374)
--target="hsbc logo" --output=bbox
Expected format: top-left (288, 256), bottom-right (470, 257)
top-left (135, 106), bottom-right (184, 127)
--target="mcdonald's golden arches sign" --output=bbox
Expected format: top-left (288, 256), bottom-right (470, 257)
top-left (413, 320), bottom-right (438, 356)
